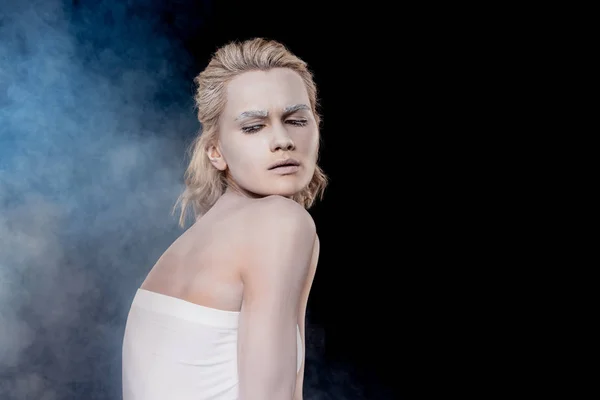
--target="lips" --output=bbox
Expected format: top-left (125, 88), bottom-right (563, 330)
top-left (268, 159), bottom-right (300, 170)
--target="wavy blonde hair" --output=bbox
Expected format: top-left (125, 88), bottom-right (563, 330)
top-left (173, 38), bottom-right (328, 227)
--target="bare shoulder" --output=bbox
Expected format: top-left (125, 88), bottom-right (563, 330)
top-left (238, 195), bottom-right (316, 277)
top-left (241, 195), bottom-right (315, 236)
top-left (256, 195), bottom-right (314, 220)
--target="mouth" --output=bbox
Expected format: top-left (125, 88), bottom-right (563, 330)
top-left (268, 159), bottom-right (301, 170)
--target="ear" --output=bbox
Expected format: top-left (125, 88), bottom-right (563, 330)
top-left (206, 143), bottom-right (227, 171)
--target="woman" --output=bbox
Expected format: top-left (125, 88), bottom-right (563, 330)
top-left (122, 37), bottom-right (327, 400)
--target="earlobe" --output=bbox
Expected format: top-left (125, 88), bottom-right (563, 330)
top-left (206, 144), bottom-right (227, 171)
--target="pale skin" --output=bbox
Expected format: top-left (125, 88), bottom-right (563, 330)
top-left (140, 68), bottom-right (321, 399)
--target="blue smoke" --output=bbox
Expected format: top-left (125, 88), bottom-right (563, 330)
top-left (0, 1), bottom-right (199, 398)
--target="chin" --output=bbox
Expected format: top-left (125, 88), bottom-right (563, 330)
top-left (241, 173), bottom-right (312, 199)
top-left (266, 187), bottom-right (301, 198)
top-left (259, 181), bottom-right (307, 198)
top-left (278, 177), bottom-right (312, 195)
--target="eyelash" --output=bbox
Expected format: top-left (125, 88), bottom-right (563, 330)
top-left (242, 119), bottom-right (308, 134)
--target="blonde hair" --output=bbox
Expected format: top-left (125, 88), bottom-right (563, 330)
top-left (173, 38), bottom-right (328, 227)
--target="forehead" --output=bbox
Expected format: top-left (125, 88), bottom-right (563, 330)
top-left (223, 68), bottom-right (310, 117)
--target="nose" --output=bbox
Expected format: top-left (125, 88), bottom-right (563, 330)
top-left (270, 123), bottom-right (295, 152)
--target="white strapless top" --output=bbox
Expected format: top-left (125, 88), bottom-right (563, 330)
top-left (122, 288), bottom-right (302, 400)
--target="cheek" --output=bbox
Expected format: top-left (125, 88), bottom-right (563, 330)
top-left (307, 133), bottom-right (320, 161)
top-left (296, 129), bottom-right (319, 151)
top-left (223, 140), bottom-right (263, 171)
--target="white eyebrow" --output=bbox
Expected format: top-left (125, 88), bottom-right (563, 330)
top-left (235, 109), bottom-right (268, 120)
top-left (283, 103), bottom-right (310, 113)
top-left (235, 104), bottom-right (310, 121)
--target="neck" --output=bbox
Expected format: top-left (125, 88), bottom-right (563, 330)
top-left (222, 183), bottom-right (293, 201)
top-left (223, 181), bottom-right (261, 199)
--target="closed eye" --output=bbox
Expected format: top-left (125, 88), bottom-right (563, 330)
top-left (241, 119), bottom-right (307, 134)
top-left (287, 119), bottom-right (308, 126)
top-left (241, 124), bottom-right (264, 134)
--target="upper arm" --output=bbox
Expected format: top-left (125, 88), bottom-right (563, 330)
top-left (294, 234), bottom-right (319, 400)
top-left (237, 196), bottom-right (316, 400)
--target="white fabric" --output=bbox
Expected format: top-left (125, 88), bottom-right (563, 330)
top-left (122, 288), bottom-right (302, 400)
